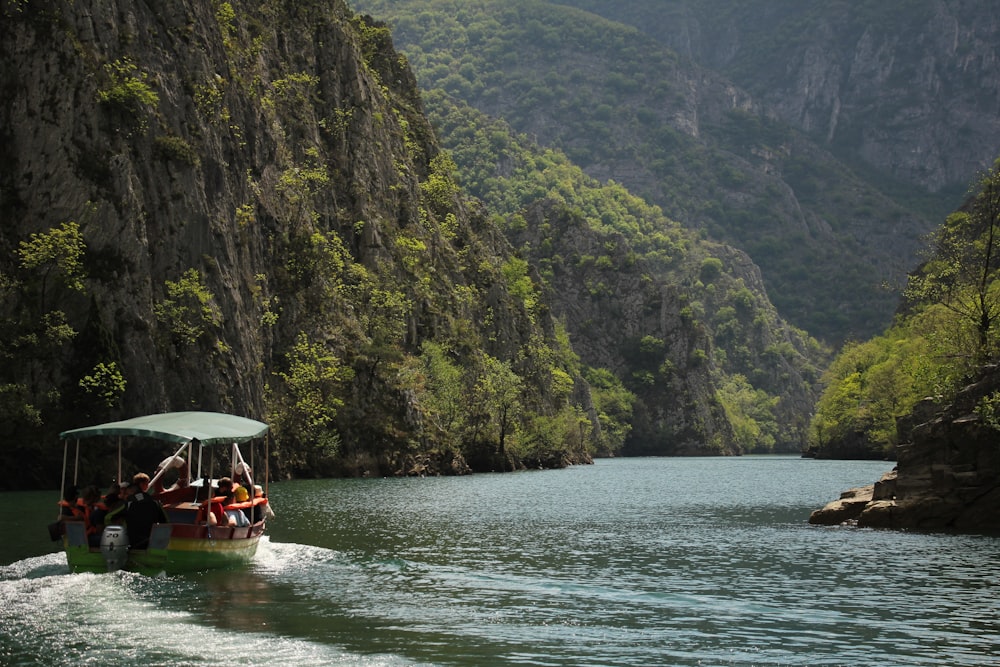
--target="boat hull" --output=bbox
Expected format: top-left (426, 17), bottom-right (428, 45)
top-left (63, 521), bottom-right (263, 575)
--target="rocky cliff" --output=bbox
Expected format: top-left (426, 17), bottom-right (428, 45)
top-left (409, 89), bottom-right (826, 456)
top-left (810, 366), bottom-right (1000, 531)
top-left (351, 0), bottom-right (948, 346)
top-left (0, 0), bottom-right (601, 484)
top-left (510, 200), bottom-right (820, 454)
top-left (558, 0), bottom-right (1000, 198)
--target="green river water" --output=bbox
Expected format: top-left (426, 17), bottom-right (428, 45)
top-left (2, 456), bottom-right (998, 666)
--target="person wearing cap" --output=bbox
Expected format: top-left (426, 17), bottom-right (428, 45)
top-left (223, 481), bottom-right (250, 527)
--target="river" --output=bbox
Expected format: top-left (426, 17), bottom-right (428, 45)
top-left (2, 456), bottom-right (999, 666)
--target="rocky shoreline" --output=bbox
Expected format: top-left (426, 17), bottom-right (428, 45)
top-left (810, 367), bottom-right (1000, 532)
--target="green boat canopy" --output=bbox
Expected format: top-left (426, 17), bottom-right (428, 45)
top-left (59, 411), bottom-right (269, 446)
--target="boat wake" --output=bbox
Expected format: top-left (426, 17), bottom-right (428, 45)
top-left (0, 542), bottom-right (414, 666)
top-left (251, 535), bottom-right (345, 573)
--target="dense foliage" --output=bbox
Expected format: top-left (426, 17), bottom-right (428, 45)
top-left (352, 0), bottom-right (945, 344)
top-left (809, 162), bottom-right (1000, 458)
top-left (418, 90), bottom-right (826, 453)
top-left (0, 0), bottom-right (626, 485)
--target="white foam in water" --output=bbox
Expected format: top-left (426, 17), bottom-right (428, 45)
top-left (0, 546), bottom-right (413, 667)
top-left (252, 535), bottom-right (343, 573)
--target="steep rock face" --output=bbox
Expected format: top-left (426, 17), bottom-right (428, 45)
top-left (352, 0), bottom-right (940, 346)
top-left (511, 200), bottom-right (821, 454)
top-left (559, 0), bottom-right (1000, 195)
top-left (517, 201), bottom-right (732, 455)
top-left (810, 367), bottom-right (1000, 532)
top-left (0, 0), bottom-right (589, 481)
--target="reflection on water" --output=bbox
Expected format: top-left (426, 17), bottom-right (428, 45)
top-left (3, 457), bottom-right (1000, 666)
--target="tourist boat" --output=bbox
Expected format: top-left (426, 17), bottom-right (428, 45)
top-left (55, 411), bottom-right (272, 574)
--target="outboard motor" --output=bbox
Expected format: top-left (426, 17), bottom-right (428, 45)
top-left (100, 525), bottom-right (129, 572)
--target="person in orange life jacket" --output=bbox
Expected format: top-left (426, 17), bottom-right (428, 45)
top-left (57, 485), bottom-right (82, 520)
top-left (76, 485), bottom-right (105, 547)
top-left (206, 477), bottom-right (236, 527)
top-left (121, 473), bottom-right (168, 549)
top-left (85, 481), bottom-right (122, 546)
top-left (48, 485), bottom-right (82, 541)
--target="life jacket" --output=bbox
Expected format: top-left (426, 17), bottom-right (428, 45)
top-left (196, 496), bottom-right (229, 524)
top-left (58, 499), bottom-right (84, 519)
top-left (85, 501), bottom-right (109, 536)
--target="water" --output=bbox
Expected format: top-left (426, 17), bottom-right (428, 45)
top-left (3, 456), bottom-right (999, 666)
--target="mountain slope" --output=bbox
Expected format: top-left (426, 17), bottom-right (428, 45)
top-left (351, 0), bottom-right (948, 343)
top-left (422, 90), bottom-right (825, 453)
top-left (0, 0), bottom-right (604, 484)
top-left (556, 0), bottom-right (1000, 197)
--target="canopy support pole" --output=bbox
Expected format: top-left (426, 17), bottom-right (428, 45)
top-left (57, 440), bottom-right (69, 519)
top-left (196, 439), bottom-right (204, 483)
top-left (148, 441), bottom-right (191, 491)
top-left (231, 442), bottom-right (254, 490)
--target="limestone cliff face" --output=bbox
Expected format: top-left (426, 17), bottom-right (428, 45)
top-left (0, 0), bottom-right (584, 480)
top-left (516, 201), bottom-right (733, 455)
top-left (563, 0), bottom-right (1000, 195)
top-left (512, 201), bottom-right (821, 455)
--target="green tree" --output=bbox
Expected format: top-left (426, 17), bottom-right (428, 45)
top-left (716, 374), bottom-right (778, 453)
top-left (17, 221), bottom-right (86, 313)
top-left (79, 361), bottom-right (127, 409)
top-left (468, 354), bottom-right (523, 464)
top-left (272, 332), bottom-right (353, 455)
top-left (154, 269), bottom-right (222, 347)
top-left (2, 222), bottom-right (88, 426)
top-left (808, 309), bottom-right (954, 455)
top-left (583, 365), bottom-right (634, 455)
top-left (414, 340), bottom-right (466, 439)
top-left (907, 161), bottom-right (1000, 363)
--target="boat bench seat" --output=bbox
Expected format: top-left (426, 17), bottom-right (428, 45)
top-left (164, 504), bottom-right (200, 524)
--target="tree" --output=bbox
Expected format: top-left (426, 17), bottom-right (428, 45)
top-left (2, 222), bottom-right (87, 427)
top-left (469, 353), bottom-right (523, 465)
top-left (272, 332), bottom-right (353, 456)
top-left (17, 221), bottom-right (86, 313)
top-left (907, 161), bottom-right (1000, 363)
top-left (154, 269), bottom-right (223, 347)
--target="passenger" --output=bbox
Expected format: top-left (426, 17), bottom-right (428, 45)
top-left (122, 473), bottom-right (168, 549)
top-left (58, 485), bottom-right (82, 519)
top-left (217, 477), bottom-right (239, 527)
top-left (204, 477), bottom-right (235, 526)
top-left (133, 472), bottom-right (151, 493)
top-left (49, 484), bottom-right (85, 540)
top-left (103, 482), bottom-right (129, 526)
top-left (226, 485), bottom-right (251, 527)
top-left (79, 485), bottom-right (105, 547)
top-left (253, 484), bottom-right (275, 522)
top-left (86, 482), bottom-right (120, 545)
top-left (103, 481), bottom-right (125, 509)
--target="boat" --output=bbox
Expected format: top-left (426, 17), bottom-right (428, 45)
top-left (54, 411), bottom-right (272, 575)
